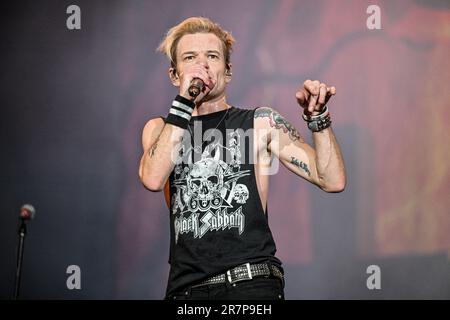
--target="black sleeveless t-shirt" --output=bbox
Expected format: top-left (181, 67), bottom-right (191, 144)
top-left (164, 106), bottom-right (282, 297)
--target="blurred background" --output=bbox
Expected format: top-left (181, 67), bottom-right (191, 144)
top-left (1, 0), bottom-right (449, 299)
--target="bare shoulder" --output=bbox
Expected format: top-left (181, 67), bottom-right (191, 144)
top-left (143, 117), bottom-right (165, 133)
top-left (141, 117), bottom-right (165, 149)
top-left (253, 106), bottom-right (304, 143)
top-left (253, 106), bottom-right (275, 130)
top-left (253, 106), bottom-right (274, 119)
top-left (253, 106), bottom-right (289, 131)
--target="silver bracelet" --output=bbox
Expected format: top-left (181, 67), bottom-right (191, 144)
top-left (302, 106), bottom-right (332, 132)
top-left (302, 105), bottom-right (329, 122)
top-left (307, 115), bottom-right (332, 132)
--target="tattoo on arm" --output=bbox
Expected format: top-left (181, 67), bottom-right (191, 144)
top-left (255, 107), bottom-right (303, 142)
top-left (149, 143), bottom-right (158, 157)
top-left (254, 107), bottom-right (273, 119)
top-left (290, 156), bottom-right (311, 176)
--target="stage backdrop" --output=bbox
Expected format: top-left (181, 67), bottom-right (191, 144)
top-left (1, 0), bottom-right (449, 299)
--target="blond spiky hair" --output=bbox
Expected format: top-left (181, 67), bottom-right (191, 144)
top-left (157, 17), bottom-right (235, 68)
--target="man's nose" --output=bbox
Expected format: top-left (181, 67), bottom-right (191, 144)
top-left (196, 57), bottom-right (209, 69)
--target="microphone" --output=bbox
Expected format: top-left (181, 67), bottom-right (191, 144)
top-left (20, 204), bottom-right (35, 221)
top-left (188, 78), bottom-right (204, 98)
top-left (14, 204), bottom-right (35, 300)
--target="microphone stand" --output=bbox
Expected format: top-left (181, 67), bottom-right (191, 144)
top-left (13, 219), bottom-right (27, 300)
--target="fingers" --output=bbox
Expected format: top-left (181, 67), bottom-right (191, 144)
top-left (328, 86), bottom-right (336, 95)
top-left (304, 80), bottom-right (319, 112)
top-left (308, 91), bottom-right (318, 113)
top-left (325, 86), bottom-right (336, 105)
top-left (193, 71), bottom-right (213, 88)
top-left (304, 80), bottom-right (320, 96)
top-left (318, 84), bottom-right (327, 106)
top-left (178, 65), bottom-right (216, 101)
top-left (183, 65), bottom-right (214, 88)
top-left (295, 89), bottom-right (309, 106)
top-left (301, 80), bottom-right (336, 112)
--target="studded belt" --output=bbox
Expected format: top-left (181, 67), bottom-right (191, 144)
top-left (192, 262), bottom-right (284, 288)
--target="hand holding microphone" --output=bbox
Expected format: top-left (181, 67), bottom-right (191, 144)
top-left (181, 63), bottom-right (214, 101)
top-left (188, 78), bottom-right (205, 98)
top-left (166, 66), bottom-right (213, 130)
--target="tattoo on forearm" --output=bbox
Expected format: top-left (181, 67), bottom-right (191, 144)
top-left (290, 156), bottom-right (311, 176)
top-left (254, 107), bottom-right (303, 142)
top-left (149, 143), bottom-right (158, 157)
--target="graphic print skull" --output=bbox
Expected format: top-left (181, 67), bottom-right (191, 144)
top-left (171, 130), bottom-right (251, 243)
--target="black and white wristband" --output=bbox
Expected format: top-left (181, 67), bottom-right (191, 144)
top-left (165, 95), bottom-right (195, 129)
top-left (302, 105), bottom-right (332, 132)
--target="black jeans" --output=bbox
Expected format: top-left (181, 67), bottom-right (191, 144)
top-left (166, 277), bottom-right (285, 300)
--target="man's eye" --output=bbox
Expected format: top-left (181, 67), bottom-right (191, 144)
top-left (208, 55), bottom-right (218, 59)
top-left (184, 56), bottom-right (194, 61)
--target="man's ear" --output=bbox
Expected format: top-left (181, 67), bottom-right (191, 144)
top-left (225, 63), bottom-right (233, 83)
top-left (169, 67), bottom-right (180, 86)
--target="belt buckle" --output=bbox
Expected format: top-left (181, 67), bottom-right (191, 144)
top-left (227, 263), bottom-right (253, 284)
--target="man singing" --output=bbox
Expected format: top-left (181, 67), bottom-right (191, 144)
top-left (139, 17), bottom-right (346, 300)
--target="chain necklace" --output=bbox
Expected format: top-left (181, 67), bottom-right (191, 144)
top-left (188, 107), bottom-right (230, 154)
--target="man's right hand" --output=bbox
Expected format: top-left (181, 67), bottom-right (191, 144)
top-left (178, 63), bottom-right (215, 103)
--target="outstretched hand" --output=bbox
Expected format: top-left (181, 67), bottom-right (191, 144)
top-left (296, 80), bottom-right (336, 115)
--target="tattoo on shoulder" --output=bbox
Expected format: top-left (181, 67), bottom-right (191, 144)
top-left (254, 107), bottom-right (273, 119)
top-left (255, 107), bottom-right (303, 142)
top-left (290, 156), bottom-right (311, 176)
top-left (149, 143), bottom-right (158, 157)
